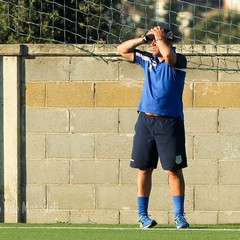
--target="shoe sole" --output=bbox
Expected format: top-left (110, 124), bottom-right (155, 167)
top-left (141, 220), bottom-right (157, 229)
top-left (176, 225), bottom-right (190, 229)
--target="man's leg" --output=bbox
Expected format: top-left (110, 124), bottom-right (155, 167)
top-left (168, 169), bottom-right (189, 229)
top-left (168, 169), bottom-right (185, 196)
top-left (137, 168), bottom-right (157, 228)
top-left (137, 168), bottom-right (154, 197)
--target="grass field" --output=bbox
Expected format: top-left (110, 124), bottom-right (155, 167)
top-left (0, 224), bottom-right (240, 240)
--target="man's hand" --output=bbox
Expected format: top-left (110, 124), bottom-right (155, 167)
top-left (148, 26), bottom-right (166, 41)
top-left (148, 26), bottom-right (177, 66)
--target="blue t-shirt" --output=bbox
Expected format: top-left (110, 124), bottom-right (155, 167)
top-left (134, 48), bottom-right (187, 120)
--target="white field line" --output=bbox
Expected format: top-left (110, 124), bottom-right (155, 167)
top-left (0, 226), bottom-right (239, 232)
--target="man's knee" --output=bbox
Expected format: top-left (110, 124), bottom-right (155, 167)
top-left (167, 169), bottom-right (183, 178)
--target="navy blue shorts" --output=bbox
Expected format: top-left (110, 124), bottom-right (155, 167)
top-left (130, 112), bottom-right (187, 171)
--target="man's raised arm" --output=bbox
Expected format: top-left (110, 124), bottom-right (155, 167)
top-left (117, 37), bottom-right (146, 62)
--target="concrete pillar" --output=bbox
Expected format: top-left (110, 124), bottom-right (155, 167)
top-left (3, 56), bottom-right (20, 222)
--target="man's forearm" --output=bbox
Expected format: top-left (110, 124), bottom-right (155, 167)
top-left (117, 37), bottom-right (144, 61)
top-left (156, 39), bottom-right (177, 66)
top-left (118, 38), bottom-right (143, 52)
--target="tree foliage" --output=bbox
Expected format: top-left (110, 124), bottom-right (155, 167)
top-left (120, 0), bottom-right (157, 41)
top-left (189, 11), bottom-right (240, 44)
top-left (0, 0), bottom-right (239, 44)
top-left (0, 0), bottom-right (122, 44)
top-left (163, 0), bottom-right (240, 45)
top-left (0, 0), bottom-right (57, 43)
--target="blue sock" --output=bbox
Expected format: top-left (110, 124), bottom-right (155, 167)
top-left (173, 195), bottom-right (185, 217)
top-left (138, 197), bottom-right (149, 218)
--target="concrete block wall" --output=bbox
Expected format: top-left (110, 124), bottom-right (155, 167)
top-left (1, 44), bottom-right (240, 224)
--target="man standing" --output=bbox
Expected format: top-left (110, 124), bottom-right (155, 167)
top-left (117, 26), bottom-right (189, 229)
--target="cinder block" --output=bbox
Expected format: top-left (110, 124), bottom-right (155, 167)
top-left (27, 160), bottom-right (70, 184)
top-left (186, 135), bottom-right (193, 160)
top-left (119, 61), bottom-right (144, 81)
top-left (219, 211), bottom-right (240, 224)
top-left (185, 186), bottom-right (195, 212)
top-left (120, 210), bottom-right (138, 224)
top-left (47, 82), bottom-right (94, 107)
top-left (70, 160), bottom-right (119, 184)
top-left (96, 185), bottom-right (136, 210)
top-left (218, 57), bottom-right (240, 82)
top-left (219, 109), bottom-right (240, 133)
top-left (26, 83), bottom-right (45, 107)
top-left (70, 109), bottom-right (118, 133)
top-left (95, 82), bottom-right (142, 107)
top-left (26, 185), bottom-right (46, 208)
top-left (26, 57), bottom-right (70, 81)
top-left (219, 71), bottom-right (240, 82)
top-left (71, 210), bottom-right (119, 224)
top-left (184, 160), bottom-right (218, 185)
top-left (219, 160), bottom-right (240, 185)
top-left (119, 160), bottom-right (137, 185)
top-left (95, 134), bottom-right (133, 159)
top-left (183, 83), bottom-right (193, 108)
top-left (186, 56), bottom-right (218, 82)
top-left (46, 134), bottom-right (94, 158)
top-left (0, 44), bottom-right (29, 55)
top-left (195, 186), bottom-right (240, 211)
top-left (195, 83), bottom-right (240, 108)
top-left (27, 108), bottom-right (69, 133)
top-left (187, 56), bottom-right (218, 72)
top-left (178, 211), bottom-right (218, 224)
top-left (150, 193), bottom-right (171, 214)
top-left (149, 185), bottom-right (194, 212)
top-left (194, 134), bottom-right (240, 159)
top-left (119, 109), bottom-right (138, 133)
top-left (48, 185), bottom-right (95, 210)
top-left (70, 57), bottom-right (118, 81)
top-left (26, 134), bottom-right (45, 160)
top-left (27, 211), bottom-right (70, 223)
top-left (186, 69), bottom-right (218, 82)
top-left (184, 109), bottom-right (218, 133)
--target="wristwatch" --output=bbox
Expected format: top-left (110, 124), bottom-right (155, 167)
top-left (156, 37), bottom-right (164, 41)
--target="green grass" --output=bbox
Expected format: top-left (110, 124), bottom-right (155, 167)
top-left (0, 223), bottom-right (239, 240)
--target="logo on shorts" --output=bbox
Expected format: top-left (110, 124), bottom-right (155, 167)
top-left (175, 155), bottom-right (182, 165)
